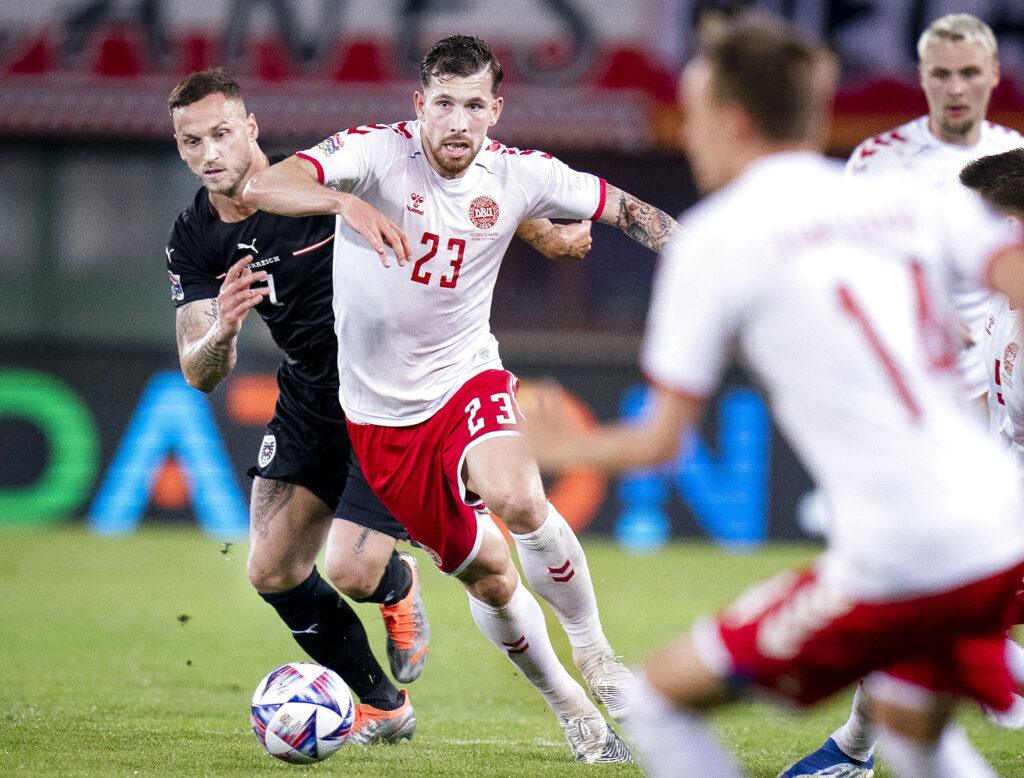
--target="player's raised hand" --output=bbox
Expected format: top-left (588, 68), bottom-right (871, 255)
top-left (338, 193), bottom-right (412, 267)
top-left (216, 256), bottom-right (269, 338)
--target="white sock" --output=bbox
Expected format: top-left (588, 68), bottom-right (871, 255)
top-left (512, 503), bottom-right (604, 648)
top-left (878, 724), bottom-right (996, 778)
top-left (831, 683), bottom-right (876, 761)
top-left (467, 581), bottom-right (592, 720)
top-left (1005, 637), bottom-right (1024, 685)
top-left (625, 673), bottom-right (743, 778)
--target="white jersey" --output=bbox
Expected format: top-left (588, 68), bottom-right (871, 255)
top-left (297, 120), bottom-right (604, 425)
top-left (643, 152), bottom-right (1024, 599)
top-left (983, 293), bottom-right (1024, 476)
top-left (846, 116), bottom-right (1024, 397)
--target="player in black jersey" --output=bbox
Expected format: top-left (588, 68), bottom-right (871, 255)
top-left (165, 68), bottom-right (593, 746)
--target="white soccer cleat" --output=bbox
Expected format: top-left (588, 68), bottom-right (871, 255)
top-left (562, 711), bottom-right (632, 763)
top-left (573, 642), bottom-right (634, 722)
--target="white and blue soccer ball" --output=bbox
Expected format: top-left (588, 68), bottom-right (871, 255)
top-left (251, 662), bottom-right (355, 763)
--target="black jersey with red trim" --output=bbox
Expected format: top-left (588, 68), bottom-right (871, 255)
top-left (165, 167), bottom-right (338, 387)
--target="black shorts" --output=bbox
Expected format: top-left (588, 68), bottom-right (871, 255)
top-left (246, 367), bottom-right (409, 541)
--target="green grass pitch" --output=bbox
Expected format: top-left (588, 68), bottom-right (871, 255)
top-left (1, 527), bottom-right (1022, 777)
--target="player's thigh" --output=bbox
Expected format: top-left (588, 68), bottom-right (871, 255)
top-left (247, 476), bottom-right (334, 589)
top-left (463, 433), bottom-right (547, 527)
top-left (323, 518), bottom-right (398, 596)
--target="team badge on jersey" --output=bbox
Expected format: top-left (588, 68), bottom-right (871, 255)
top-left (468, 196), bottom-right (499, 229)
top-left (168, 270), bottom-right (184, 302)
top-left (1004, 343), bottom-right (1019, 386)
top-left (258, 434), bottom-right (277, 468)
top-left (317, 133), bottom-right (345, 156)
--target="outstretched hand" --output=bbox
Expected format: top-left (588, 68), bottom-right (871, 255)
top-left (216, 256), bottom-right (269, 338)
top-left (339, 194), bottom-right (412, 267)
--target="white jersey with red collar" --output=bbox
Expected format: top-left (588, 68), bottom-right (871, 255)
top-left (297, 120), bottom-right (605, 425)
top-left (644, 152), bottom-right (1024, 599)
top-left (983, 293), bottom-right (1024, 476)
top-left (846, 116), bottom-right (1024, 398)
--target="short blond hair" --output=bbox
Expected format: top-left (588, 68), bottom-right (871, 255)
top-left (917, 14), bottom-right (997, 60)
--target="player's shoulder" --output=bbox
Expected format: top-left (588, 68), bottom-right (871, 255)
top-left (980, 120), bottom-right (1024, 151)
top-left (168, 187), bottom-right (212, 248)
top-left (311, 121), bottom-right (416, 156)
top-left (846, 117), bottom-right (924, 171)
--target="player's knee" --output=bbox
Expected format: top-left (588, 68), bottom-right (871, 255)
top-left (323, 556), bottom-right (379, 599)
top-left (468, 565), bottom-right (519, 607)
top-left (482, 487), bottom-right (546, 532)
top-left (246, 553), bottom-right (310, 595)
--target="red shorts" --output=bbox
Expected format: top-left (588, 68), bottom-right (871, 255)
top-left (698, 561), bottom-right (1024, 711)
top-left (346, 369), bottom-right (522, 574)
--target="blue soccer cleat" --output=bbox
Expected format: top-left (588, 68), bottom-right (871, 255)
top-left (777, 737), bottom-right (874, 778)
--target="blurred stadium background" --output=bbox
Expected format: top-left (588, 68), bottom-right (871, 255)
top-left (4, 0), bottom-right (1024, 548)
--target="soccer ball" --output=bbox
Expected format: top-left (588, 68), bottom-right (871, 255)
top-left (251, 662), bottom-right (355, 763)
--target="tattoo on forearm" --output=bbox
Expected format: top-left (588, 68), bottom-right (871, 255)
top-left (251, 479), bottom-right (295, 540)
top-left (614, 194), bottom-right (677, 252)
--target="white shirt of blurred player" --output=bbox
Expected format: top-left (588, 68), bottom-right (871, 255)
top-left (983, 293), bottom-right (1024, 476)
top-left (297, 120), bottom-right (603, 425)
top-left (643, 152), bottom-right (1024, 599)
top-left (846, 115), bottom-right (1024, 397)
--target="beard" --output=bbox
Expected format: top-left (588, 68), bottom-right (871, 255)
top-left (200, 150), bottom-right (253, 198)
top-left (938, 110), bottom-right (979, 143)
top-left (425, 135), bottom-right (480, 177)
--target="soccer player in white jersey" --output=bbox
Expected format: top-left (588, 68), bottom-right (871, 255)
top-left (782, 15), bottom-right (1024, 775)
top-left (523, 15), bottom-right (1024, 777)
top-left (959, 150), bottom-right (1024, 731)
top-left (847, 13), bottom-right (1024, 418)
top-left (242, 34), bottom-right (679, 763)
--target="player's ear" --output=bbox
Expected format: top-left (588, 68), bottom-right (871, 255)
top-left (489, 96), bottom-right (503, 127)
top-left (247, 112), bottom-right (259, 142)
top-left (413, 91), bottom-right (426, 120)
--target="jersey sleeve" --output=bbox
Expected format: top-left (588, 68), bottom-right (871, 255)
top-left (296, 123), bottom-right (404, 191)
top-left (515, 152), bottom-right (605, 222)
top-left (165, 210), bottom-right (221, 308)
top-left (845, 137), bottom-right (903, 177)
top-left (640, 216), bottom-right (752, 398)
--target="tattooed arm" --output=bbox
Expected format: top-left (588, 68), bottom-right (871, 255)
top-left (176, 256), bottom-right (269, 392)
top-left (596, 184), bottom-right (679, 253)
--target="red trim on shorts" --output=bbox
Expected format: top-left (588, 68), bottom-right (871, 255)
top-left (589, 179), bottom-right (607, 222)
top-left (295, 152), bottom-right (325, 184)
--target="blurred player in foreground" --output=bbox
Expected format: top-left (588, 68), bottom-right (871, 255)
top-left (783, 14), bottom-right (1024, 776)
top-left (244, 34), bottom-right (679, 763)
top-left (524, 15), bottom-right (1024, 777)
top-left (166, 67), bottom-right (590, 745)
